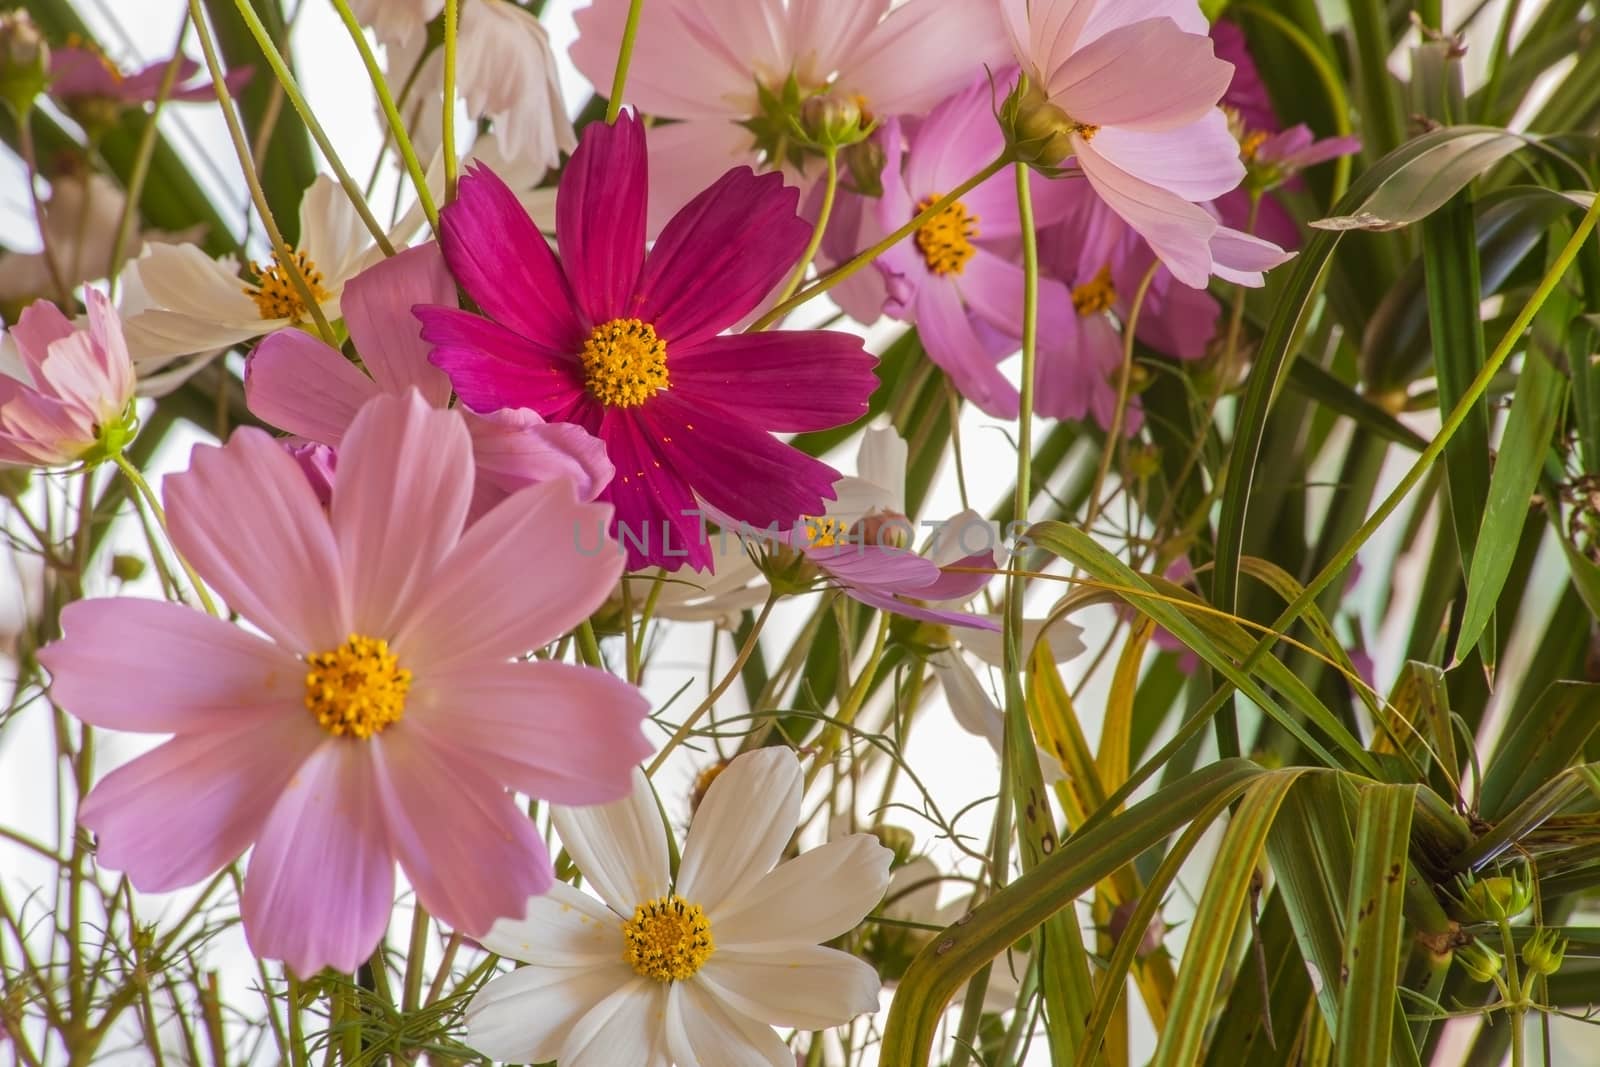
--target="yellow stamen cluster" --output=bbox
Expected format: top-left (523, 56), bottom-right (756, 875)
top-left (244, 249), bottom-right (330, 322)
top-left (622, 895), bottom-right (715, 982)
top-left (303, 634), bottom-right (411, 739)
top-left (1239, 129), bottom-right (1270, 162)
top-left (914, 195), bottom-right (979, 276)
top-left (581, 318), bottom-right (670, 408)
top-left (1071, 266), bottom-right (1117, 317)
top-left (803, 515), bottom-right (849, 548)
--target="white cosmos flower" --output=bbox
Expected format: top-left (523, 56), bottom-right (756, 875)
top-left (465, 748), bottom-right (891, 1066)
top-left (121, 175), bottom-right (385, 361)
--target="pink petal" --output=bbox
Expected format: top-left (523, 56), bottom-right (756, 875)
top-left (331, 392), bottom-right (472, 639)
top-left (1080, 0), bottom-right (1210, 44)
top-left (79, 716), bottom-right (323, 893)
top-left (84, 288), bottom-right (134, 410)
top-left (597, 410), bottom-right (712, 571)
top-left (166, 427), bottom-right (350, 651)
top-left (571, 0), bottom-right (757, 120)
top-left (394, 476), bottom-right (622, 671)
top-left (1210, 225), bottom-right (1294, 287)
top-left (439, 164), bottom-right (584, 350)
top-left (844, 584), bottom-right (1002, 630)
top-left (637, 167), bottom-right (810, 347)
top-left (1088, 111), bottom-right (1245, 202)
top-left (918, 550), bottom-right (999, 601)
top-left (344, 242), bottom-right (456, 406)
top-left (242, 741), bottom-right (394, 977)
top-left (558, 114), bottom-right (648, 325)
top-left (245, 328), bottom-right (379, 446)
top-left (1075, 142), bottom-right (1219, 288)
top-left (669, 331), bottom-right (875, 432)
top-left (1052, 18), bottom-right (1232, 131)
top-left (1004, 0), bottom-right (1095, 82)
top-left (11, 299), bottom-right (76, 378)
top-left (641, 118), bottom-right (760, 237)
top-left (373, 731), bottom-right (551, 937)
top-left (39, 598), bottom-right (302, 733)
top-left (418, 306), bottom-right (588, 417)
top-left (839, 0), bottom-right (1010, 117)
top-left (808, 543), bottom-right (941, 593)
top-left (410, 660), bottom-right (650, 805)
top-left (465, 408), bottom-right (613, 518)
top-left (788, 0), bottom-right (891, 86)
top-left (913, 281), bottom-right (1020, 419)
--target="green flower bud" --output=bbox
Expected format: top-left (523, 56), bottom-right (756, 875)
top-left (843, 139), bottom-right (886, 198)
top-left (998, 76), bottom-right (1095, 171)
top-left (1456, 939), bottom-right (1503, 984)
top-left (1451, 868), bottom-right (1533, 923)
top-left (869, 825), bottom-right (917, 869)
top-left (798, 93), bottom-right (874, 151)
top-left (1523, 928), bottom-right (1567, 977)
top-left (0, 11), bottom-right (48, 116)
top-left (111, 554), bottom-right (146, 583)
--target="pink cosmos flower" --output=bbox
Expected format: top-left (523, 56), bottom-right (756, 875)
top-left (246, 243), bottom-right (612, 519)
top-left (1001, 0), bottom-right (1286, 288)
top-left (1, 290), bottom-right (135, 467)
top-left (50, 44), bottom-right (249, 106)
top-left (417, 114), bottom-right (877, 572)
top-left (38, 391), bottom-right (653, 977)
top-left (873, 78), bottom-right (1072, 419)
top-left (571, 0), bottom-right (1010, 230)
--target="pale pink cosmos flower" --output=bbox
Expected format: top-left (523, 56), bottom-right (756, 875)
top-left (245, 242), bottom-right (613, 519)
top-left (1000, 0), bottom-right (1289, 288)
top-left (1, 290), bottom-right (135, 467)
top-left (571, 0), bottom-right (1010, 231)
top-left (38, 391), bottom-right (653, 977)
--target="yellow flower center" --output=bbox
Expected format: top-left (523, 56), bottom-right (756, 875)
top-left (244, 249), bottom-right (331, 322)
top-left (303, 634), bottom-right (411, 739)
top-left (803, 515), bottom-right (849, 548)
top-left (914, 195), bottom-right (979, 276)
top-left (581, 318), bottom-right (671, 408)
top-left (1071, 266), bottom-right (1117, 317)
top-left (1239, 129), bottom-right (1270, 162)
top-left (622, 895), bottom-right (715, 982)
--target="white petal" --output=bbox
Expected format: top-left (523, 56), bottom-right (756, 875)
top-left (959, 613), bottom-right (1087, 667)
top-left (883, 856), bottom-right (944, 923)
top-left (712, 835), bottom-right (890, 949)
top-left (134, 242), bottom-right (261, 325)
top-left (932, 654), bottom-right (1068, 785)
top-left (666, 980), bottom-right (794, 1067)
top-left (856, 423), bottom-right (908, 514)
top-left (464, 956), bottom-right (633, 1064)
top-left (298, 175), bottom-right (373, 285)
top-left (676, 748), bottom-right (802, 915)
top-left (562, 978), bottom-right (671, 1067)
top-left (700, 945), bottom-right (883, 1030)
top-left (552, 768), bottom-right (671, 917)
top-left (477, 880), bottom-right (620, 963)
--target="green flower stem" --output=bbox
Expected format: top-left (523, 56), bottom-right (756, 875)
top-left (771, 148), bottom-right (839, 309)
top-left (606, 0), bottom-right (649, 122)
top-left (188, 0), bottom-right (338, 347)
top-left (401, 904), bottom-right (430, 1014)
top-left (1500, 918), bottom-right (1525, 1067)
top-left (12, 105), bottom-right (70, 305)
top-left (229, 0), bottom-right (397, 256)
top-left (111, 452), bottom-right (220, 618)
top-left (750, 154), bottom-right (1010, 330)
top-left (804, 610), bottom-right (890, 791)
top-left (328, 0), bottom-right (440, 232)
top-left (442, 0), bottom-right (460, 200)
top-left (1084, 260), bottom-right (1157, 534)
top-left (576, 618), bottom-right (605, 667)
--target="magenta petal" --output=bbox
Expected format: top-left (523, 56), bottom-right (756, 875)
top-left (637, 167), bottom-right (811, 346)
top-left (439, 164), bottom-right (584, 350)
top-left (917, 551), bottom-right (998, 601)
top-left (79, 717), bottom-right (323, 893)
top-left (808, 543), bottom-right (942, 593)
top-left (418, 306), bottom-right (587, 417)
top-left (558, 114), bottom-right (648, 324)
top-left (669, 331), bottom-right (876, 432)
top-left (598, 410), bottom-right (711, 571)
top-left (642, 393), bottom-right (841, 531)
top-left (246, 328), bottom-right (378, 446)
top-left (413, 660), bottom-right (651, 805)
top-left (344, 242), bottom-right (456, 405)
top-left (242, 742), bottom-right (394, 977)
top-left (374, 733), bottom-right (551, 938)
top-left (40, 598), bottom-right (302, 733)
top-left (465, 408), bottom-right (614, 518)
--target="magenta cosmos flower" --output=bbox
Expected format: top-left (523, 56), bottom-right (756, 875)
top-left (50, 43), bottom-right (249, 107)
top-left (39, 391), bottom-right (653, 977)
top-left (1, 290), bottom-right (135, 467)
top-left (246, 242), bottom-right (612, 519)
top-left (417, 113), bottom-right (877, 572)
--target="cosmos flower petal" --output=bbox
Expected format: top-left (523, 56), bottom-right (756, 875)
top-left (241, 741), bottom-right (394, 978)
top-left (558, 112), bottom-right (648, 324)
top-left (166, 427), bottom-right (350, 650)
top-left (637, 167), bottom-right (810, 347)
top-left (245, 327), bottom-right (379, 446)
top-left (343, 242), bottom-right (456, 405)
top-left (839, 0), bottom-right (1010, 117)
top-left (39, 598), bottom-right (303, 733)
top-left (467, 953), bottom-right (635, 1065)
top-left (1079, 0), bottom-right (1209, 44)
top-left (1075, 143), bottom-right (1219, 289)
top-left (393, 476), bottom-right (623, 670)
top-left (418, 305), bottom-right (588, 416)
top-left (699, 945), bottom-right (884, 1030)
top-left (1210, 225), bottom-right (1296, 288)
top-left (332, 391), bottom-right (473, 639)
top-left (1051, 18), bottom-right (1232, 131)
top-left (571, 0), bottom-right (758, 120)
top-left (639, 118), bottom-right (760, 236)
top-left (562, 979), bottom-right (671, 1067)
top-left (1089, 112), bottom-right (1246, 203)
top-left (10, 299), bottom-right (76, 377)
top-left (464, 408), bottom-right (614, 517)
top-left (665, 980), bottom-right (793, 1067)
top-left (411, 660), bottom-right (651, 805)
top-left (676, 747), bottom-right (801, 915)
top-left (476, 880), bottom-right (621, 964)
top-left (808, 544), bottom-right (942, 593)
top-left (712, 834), bottom-right (891, 949)
top-left (439, 163), bottom-right (583, 350)
top-left (914, 281), bottom-right (1020, 419)
top-left (551, 767), bottom-right (672, 917)
top-left (373, 730), bottom-right (552, 938)
top-left (669, 331), bottom-right (875, 432)
top-left (77, 716), bottom-right (323, 894)
top-left (597, 410), bottom-right (713, 571)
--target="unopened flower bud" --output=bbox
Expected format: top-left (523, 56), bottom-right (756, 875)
top-left (0, 11), bottom-right (49, 115)
top-left (999, 77), bottom-right (1091, 171)
top-left (1451, 868), bottom-right (1533, 923)
top-left (1456, 939), bottom-right (1503, 983)
top-left (111, 554), bottom-right (146, 583)
top-left (1523, 928), bottom-right (1567, 976)
top-left (843, 138), bottom-right (887, 198)
top-left (869, 825), bottom-right (916, 868)
top-left (799, 93), bottom-right (873, 151)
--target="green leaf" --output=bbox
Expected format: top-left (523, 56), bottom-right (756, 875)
top-left (1310, 127), bottom-right (1531, 232)
top-left (1478, 683), bottom-right (1600, 821)
top-left (1285, 358), bottom-right (1428, 452)
top-left (1455, 346), bottom-right (1569, 660)
top-left (1266, 773), bottom-right (1357, 1032)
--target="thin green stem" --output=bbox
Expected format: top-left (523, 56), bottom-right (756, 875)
top-left (442, 0), bottom-right (460, 200)
top-left (805, 611), bottom-right (890, 790)
top-left (112, 452), bottom-right (220, 617)
top-left (402, 905), bottom-right (431, 1013)
top-left (751, 154), bottom-right (1010, 330)
top-left (606, 0), bottom-right (649, 122)
top-left (14, 106), bottom-right (71, 305)
top-left (1084, 261), bottom-right (1157, 535)
top-left (329, 0), bottom-right (439, 232)
top-left (772, 149), bottom-right (839, 307)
